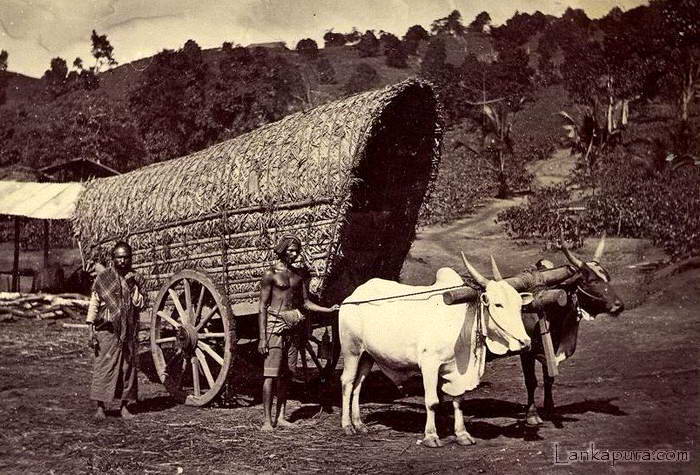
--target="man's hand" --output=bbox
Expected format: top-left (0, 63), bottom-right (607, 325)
top-left (327, 304), bottom-right (341, 313)
top-left (88, 325), bottom-right (98, 351)
top-left (258, 339), bottom-right (269, 356)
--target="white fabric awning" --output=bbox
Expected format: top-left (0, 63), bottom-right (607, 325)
top-left (0, 180), bottom-right (84, 219)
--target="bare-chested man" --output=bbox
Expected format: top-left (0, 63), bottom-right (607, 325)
top-left (258, 234), bottom-right (339, 431)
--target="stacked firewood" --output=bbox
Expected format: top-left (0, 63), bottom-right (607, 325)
top-left (0, 292), bottom-right (89, 321)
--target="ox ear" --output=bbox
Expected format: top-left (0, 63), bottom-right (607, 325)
top-left (520, 292), bottom-right (534, 306)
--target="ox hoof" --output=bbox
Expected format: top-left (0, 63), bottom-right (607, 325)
top-left (525, 406), bottom-right (543, 426)
top-left (421, 436), bottom-right (444, 448)
top-left (343, 425), bottom-right (356, 436)
top-left (456, 432), bottom-right (476, 446)
top-left (526, 415), bottom-right (543, 426)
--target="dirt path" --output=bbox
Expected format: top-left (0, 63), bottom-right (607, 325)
top-left (1, 153), bottom-right (697, 474)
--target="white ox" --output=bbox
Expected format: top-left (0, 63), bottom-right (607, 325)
top-left (339, 256), bottom-right (533, 447)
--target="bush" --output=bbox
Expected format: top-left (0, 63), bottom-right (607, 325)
top-left (316, 57), bottom-right (336, 84)
top-left (344, 63), bottom-right (379, 95)
top-left (496, 149), bottom-right (700, 258)
top-left (295, 38), bottom-right (319, 59)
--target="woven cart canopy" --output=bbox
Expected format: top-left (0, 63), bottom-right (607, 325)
top-left (73, 79), bottom-right (444, 304)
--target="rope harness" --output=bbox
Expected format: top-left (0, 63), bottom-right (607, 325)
top-left (340, 284), bottom-right (472, 306)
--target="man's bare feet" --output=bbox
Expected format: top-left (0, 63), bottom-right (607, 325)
top-left (276, 418), bottom-right (297, 428)
top-left (94, 406), bottom-right (106, 421)
top-left (120, 405), bottom-right (136, 420)
top-left (260, 422), bottom-right (274, 432)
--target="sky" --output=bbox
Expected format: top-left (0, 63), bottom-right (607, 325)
top-left (1, 0), bottom-right (648, 78)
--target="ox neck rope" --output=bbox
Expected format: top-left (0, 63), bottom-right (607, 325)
top-left (473, 298), bottom-right (487, 357)
top-left (576, 284), bottom-right (608, 304)
top-left (341, 284), bottom-right (469, 306)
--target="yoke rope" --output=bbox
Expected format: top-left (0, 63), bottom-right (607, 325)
top-left (341, 284), bottom-right (473, 306)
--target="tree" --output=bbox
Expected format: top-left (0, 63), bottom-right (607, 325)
top-left (431, 10), bottom-right (465, 36)
top-left (653, 0), bottom-right (700, 122)
top-left (357, 30), bottom-right (380, 58)
top-left (0, 50), bottom-right (7, 106)
top-left (323, 30), bottom-right (347, 48)
top-left (129, 40), bottom-right (212, 161)
top-left (90, 30), bottom-right (117, 73)
top-left (344, 63), bottom-right (379, 95)
top-left (296, 38), bottom-right (319, 59)
top-left (316, 57), bottom-right (336, 84)
top-left (469, 11), bottom-right (492, 32)
top-left (420, 37), bottom-right (447, 78)
top-left (42, 57), bottom-right (69, 97)
top-left (481, 101), bottom-right (524, 198)
top-left (383, 33), bottom-right (407, 68)
top-left (403, 25), bottom-right (429, 55)
top-left (344, 28), bottom-right (361, 44)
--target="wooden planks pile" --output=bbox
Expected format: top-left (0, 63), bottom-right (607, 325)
top-left (0, 292), bottom-right (89, 322)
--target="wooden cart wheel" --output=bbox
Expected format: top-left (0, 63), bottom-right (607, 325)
top-left (299, 315), bottom-right (340, 383)
top-left (150, 270), bottom-right (235, 406)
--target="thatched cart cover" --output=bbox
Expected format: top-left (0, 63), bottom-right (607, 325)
top-left (73, 79), bottom-right (443, 306)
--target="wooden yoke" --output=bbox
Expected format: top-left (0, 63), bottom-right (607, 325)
top-left (527, 289), bottom-right (568, 378)
top-left (442, 266), bottom-right (576, 305)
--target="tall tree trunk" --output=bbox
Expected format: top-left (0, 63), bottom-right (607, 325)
top-left (497, 150), bottom-right (509, 198)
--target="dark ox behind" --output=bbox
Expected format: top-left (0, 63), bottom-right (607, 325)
top-left (518, 236), bottom-right (624, 426)
top-left (443, 234), bottom-right (624, 426)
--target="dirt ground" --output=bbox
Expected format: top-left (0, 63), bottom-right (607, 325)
top-left (1, 154), bottom-right (698, 474)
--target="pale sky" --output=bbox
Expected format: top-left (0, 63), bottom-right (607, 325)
top-left (0, 0), bottom-right (648, 78)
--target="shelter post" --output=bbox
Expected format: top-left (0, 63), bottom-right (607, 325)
top-left (43, 220), bottom-right (50, 267)
top-left (12, 217), bottom-right (20, 292)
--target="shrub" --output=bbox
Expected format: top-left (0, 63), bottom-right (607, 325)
top-left (497, 149), bottom-right (700, 258)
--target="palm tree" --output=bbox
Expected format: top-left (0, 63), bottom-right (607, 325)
top-left (481, 100), bottom-right (522, 198)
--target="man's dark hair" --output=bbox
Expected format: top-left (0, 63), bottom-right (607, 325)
top-left (112, 241), bottom-right (133, 256)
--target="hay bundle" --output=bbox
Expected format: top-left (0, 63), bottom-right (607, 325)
top-left (73, 79), bottom-right (443, 305)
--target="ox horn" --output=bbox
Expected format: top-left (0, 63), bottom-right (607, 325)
top-left (490, 255), bottom-right (503, 281)
top-left (593, 232), bottom-right (606, 262)
top-left (559, 228), bottom-right (584, 269)
top-left (461, 251), bottom-right (489, 288)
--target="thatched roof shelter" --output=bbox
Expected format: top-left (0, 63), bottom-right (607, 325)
top-left (73, 79), bottom-right (443, 306)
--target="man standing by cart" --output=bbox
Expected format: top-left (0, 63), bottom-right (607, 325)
top-left (258, 234), bottom-right (339, 431)
top-left (86, 241), bottom-right (146, 420)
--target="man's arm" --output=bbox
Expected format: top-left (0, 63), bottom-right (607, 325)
top-left (86, 291), bottom-right (101, 323)
top-left (126, 272), bottom-right (147, 309)
top-left (302, 274), bottom-right (340, 313)
top-left (258, 271), bottom-right (274, 354)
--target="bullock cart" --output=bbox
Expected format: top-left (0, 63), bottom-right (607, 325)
top-left (72, 79), bottom-right (443, 406)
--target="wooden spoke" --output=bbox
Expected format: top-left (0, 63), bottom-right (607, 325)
top-left (198, 341), bottom-right (224, 366)
top-left (198, 332), bottom-right (226, 338)
top-left (305, 341), bottom-right (324, 371)
top-left (194, 285), bottom-right (205, 323)
top-left (156, 336), bottom-right (177, 344)
top-left (157, 310), bottom-right (180, 329)
top-left (183, 278), bottom-right (192, 322)
top-left (168, 288), bottom-right (188, 322)
top-left (192, 356), bottom-right (201, 397)
top-left (195, 348), bottom-right (216, 387)
top-left (196, 305), bottom-right (219, 331)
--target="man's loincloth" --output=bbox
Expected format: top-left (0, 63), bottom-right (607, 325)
top-left (263, 308), bottom-right (304, 377)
